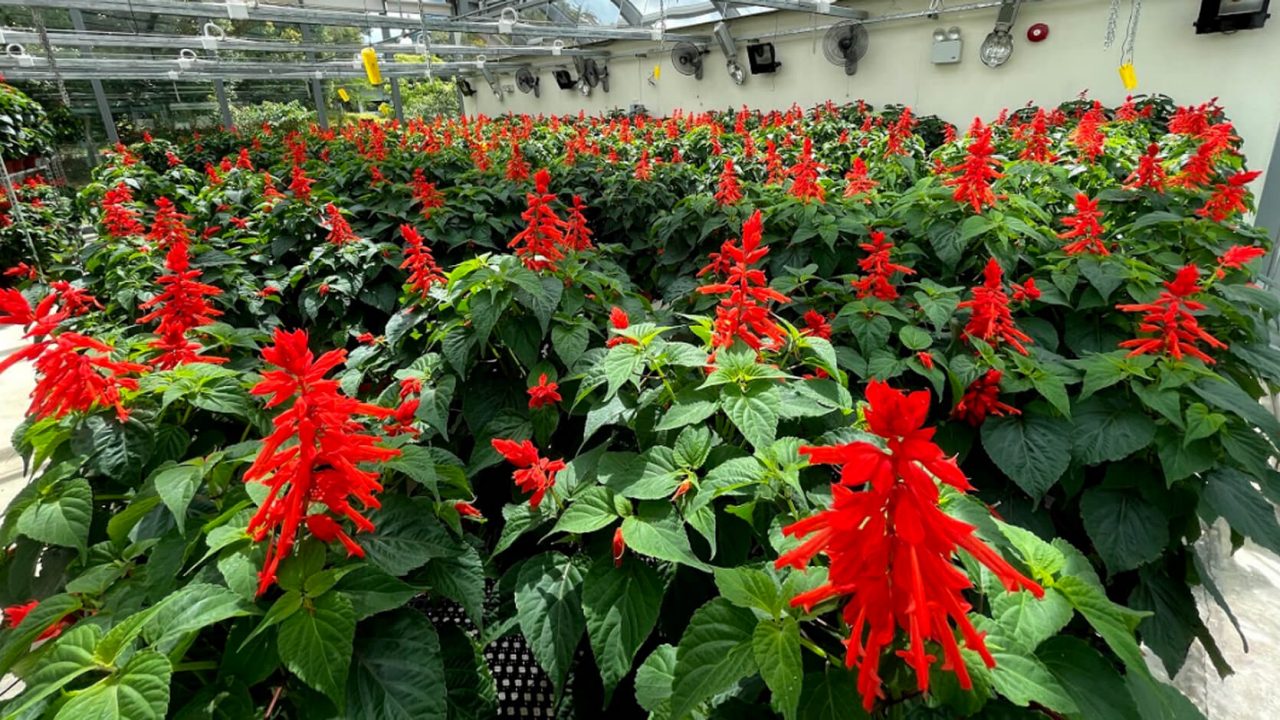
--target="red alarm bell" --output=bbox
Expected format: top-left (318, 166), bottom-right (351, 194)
top-left (1027, 23), bottom-right (1049, 42)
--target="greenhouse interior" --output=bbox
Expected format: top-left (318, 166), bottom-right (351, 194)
top-left (0, 0), bottom-right (1278, 718)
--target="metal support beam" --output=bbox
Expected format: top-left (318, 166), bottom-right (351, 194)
top-left (214, 80), bottom-right (233, 128)
top-left (67, 9), bottom-right (116, 144)
top-left (299, 23), bottom-right (328, 131)
top-left (380, 22), bottom-right (405, 123)
top-left (610, 0), bottom-right (646, 26)
top-left (721, 0), bottom-right (868, 19)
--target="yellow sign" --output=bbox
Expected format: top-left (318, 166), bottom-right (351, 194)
top-left (361, 47), bottom-right (383, 85)
top-left (1118, 63), bottom-right (1138, 90)
top-left (337, 87), bottom-right (351, 102)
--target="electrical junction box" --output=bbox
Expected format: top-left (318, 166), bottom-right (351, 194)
top-left (931, 38), bottom-right (962, 64)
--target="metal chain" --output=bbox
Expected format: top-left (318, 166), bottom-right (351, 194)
top-left (1103, 0), bottom-right (1120, 48)
top-left (1122, 0), bottom-right (1142, 65)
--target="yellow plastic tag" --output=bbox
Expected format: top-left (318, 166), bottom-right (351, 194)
top-left (337, 87), bottom-right (350, 102)
top-left (654, 64), bottom-right (661, 80)
top-left (361, 47), bottom-right (383, 85)
top-left (1118, 63), bottom-right (1138, 90)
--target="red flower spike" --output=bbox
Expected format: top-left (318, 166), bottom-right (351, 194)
top-left (1070, 102), bottom-right (1106, 163)
top-left (843, 157), bottom-right (879, 201)
top-left (102, 183), bottom-right (145, 238)
top-left (289, 165), bottom-right (313, 203)
top-left (916, 351), bottom-right (935, 370)
top-left (884, 108), bottom-right (916, 158)
top-left (491, 438), bottom-right (565, 510)
top-left (787, 137), bottom-right (826, 204)
top-left (943, 119), bottom-right (1003, 213)
top-left (509, 168), bottom-right (566, 272)
top-left (28, 333), bottom-right (145, 422)
top-left (696, 210), bottom-right (791, 359)
top-left (563, 196), bottom-right (594, 251)
top-left (715, 158), bottom-right (743, 206)
top-left (147, 198), bottom-right (193, 255)
top-left (606, 306), bottom-right (637, 348)
top-left (399, 224), bottom-right (445, 300)
top-left (1117, 265), bottom-right (1226, 364)
top-left (853, 232), bottom-right (914, 301)
top-left (1218, 244), bottom-right (1266, 275)
top-left (455, 501), bottom-right (483, 520)
top-left (244, 328), bottom-right (400, 595)
top-left (953, 369), bottom-right (1020, 426)
top-left (506, 140), bottom-right (531, 182)
top-left (137, 241), bottom-right (226, 369)
top-left (801, 310), bottom-right (832, 340)
top-left (1010, 277), bottom-right (1040, 303)
top-left (1057, 193), bottom-right (1110, 256)
top-left (1017, 109), bottom-right (1057, 163)
top-left (1197, 169), bottom-right (1262, 222)
top-left (634, 150), bottom-right (653, 181)
top-left (527, 373), bottom-right (562, 409)
top-left (324, 203), bottom-right (359, 245)
top-left (1125, 143), bottom-right (1167, 192)
top-left (779, 381), bottom-right (1042, 712)
top-left (2, 600), bottom-right (72, 642)
top-left (958, 258), bottom-right (1033, 355)
top-left (411, 168), bottom-right (445, 217)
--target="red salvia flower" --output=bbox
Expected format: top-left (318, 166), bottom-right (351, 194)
top-left (1070, 102), bottom-right (1106, 162)
top-left (236, 148), bottom-right (254, 170)
top-left (958, 258), bottom-right (1033, 355)
top-left (1169, 101), bottom-right (1217, 136)
top-left (102, 183), bottom-right (145, 238)
top-left (883, 108), bottom-right (915, 158)
top-left (244, 328), bottom-right (400, 595)
top-left (165, 151), bottom-right (182, 168)
top-left (137, 241), bottom-right (225, 369)
top-left (801, 310), bottom-right (832, 339)
top-left (843, 157), bottom-right (879, 201)
top-left (491, 438), bottom-right (565, 510)
top-left (1010, 277), bottom-right (1040, 303)
top-left (400, 224), bottom-right (445, 299)
top-left (324, 203), bottom-right (358, 245)
top-left (1115, 95), bottom-right (1140, 123)
top-left (506, 140), bottom-right (531, 182)
top-left (2, 600), bottom-right (72, 642)
top-left (4, 263), bottom-right (36, 281)
top-left (853, 231), bottom-right (914, 301)
top-left (27, 333), bottom-right (145, 422)
top-left (953, 369), bottom-right (1020, 425)
top-left (778, 382), bottom-right (1042, 712)
top-left (764, 140), bottom-right (785, 185)
top-left (1217, 244), bottom-right (1267, 277)
top-left (509, 168), bottom-right (566, 272)
top-left (715, 158), bottom-right (743, 206)
top-left (606, 306), bottom-right (637, 348)
top-left (634, 150), bottom-right (653, 181)
top-left (1197, 169), bottom-right (1262, 222)
top-left (1117, 265), bottom-right (1226, 364)
top-left (368, 166), bottom-right (386, 188)
top-left (1017, 109), bottom-right (1056, 163)
top-left (943, 119), bottom-right (1003, 213)
top-left (1057, 193), bottom-right (1109, 256)
top-left (146, 197), bottom-right (193, 255)
top-left (612, 526), bottom-right (626, 567)
top-left (787, 137), bottom-right (826, 204)
top-left (527, 373), bottom-right (561, 409)
top-left (289, 165), bottom-right (313, 203)
top-left (411, 168), bottom-right (445, 217)
top-left (916, 351), bottom-right (934, 370)
top-left (563, 196), bottom-right (594, 251)
top-left (696, 210), bottom-right (790, 359)
top-left (455, 501), bottom-right (483, 520)
top-left (1124, 144), bottom-right (1167, 192)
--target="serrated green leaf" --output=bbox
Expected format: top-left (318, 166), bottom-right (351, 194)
top-left (514, 552), bottom-right (585, 695)
top-left (345, 609), bottom-right (446, 720)
top-left (583, 555), bottom-right (665, 703)
top-left (670, 598), bottom-right (758, 720)
top-left (753, 617), bottom-right (803, 720)
top-left (277, 592), bottom-right (356, 707)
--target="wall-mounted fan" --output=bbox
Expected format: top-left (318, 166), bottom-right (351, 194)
top-left (515, 67), bottom-right (540, 97)
top-left (671, 42), bottom-right (707, 80)
top-left (823, 21), bottom-right (869, 75)
top-left (580, 58), bottom-right (608, 92)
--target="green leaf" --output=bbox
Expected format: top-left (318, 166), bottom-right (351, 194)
top-left (152, 463), bottom-right (204, 534)
top-left (621, 502), bottom-right (710, 571)
top-left (17, 477), bottom-right (92, 553)
top-left (897, 325), bottom-right (932, 351)
top-left (515, 552), bottom-right (586, 694)
top-left (980, 408), bottom-right (1072, 501)
top-left (345, 609), bottom-right (446, 720)
top-left (1074, 352), bottom-right (1136, 400)
top-left (1191, 378), bottom-right (1280, 445)
top-left (600, 448), bottom-right (683, 500)
top-left (552, 322), bottom-right (590, 367)
top-left (1054, 575), bottom-right (1149, 675)
top-left (1128, 566), bottom-right (1203, 678)
top-left (634, 644), bottom-right (677, 714)
top-left (582, 555), bottom-right (665, 703)
top-left (991, 588), bottom-right (1073, 650)
top-left (714, 566), bottom-right (783, 618)
top-left (972, 617), bottom-right (1078, 715)
top-left (753, 617), bottom-right (803, 720)
top-left (0, 593), bottom-right (81, 677)
top-left (996, 522), bottom-right (1067, 583)
top-left (1200, 467), bottom-right (1280, 557)
top-left (421, 546), bottom-right (486, 627)
top-left (1071, 395), bottom-right (1156, 465)
top-left (797, 667), bottom-right (867, 720)
top-left (1037, 636), bottom-right (1140, 720)
top-left (602, 343), bottom-right (644, 399)
top-left (7, 624), bottom-right (100, 719)
top-left (57, 649), bottom-right (172, 720)
top-left (552, 486), bottom-right (619, 535)
top-left (928, 221), bottom-right (967, 267)
top-left (1155, 427), bottom-right (1215, 485)
top-left (438, 624), bottom-right (497, 720)
top-left (1183, 403), bottom-right (1225, 444)
top-left (85, 416), bottom-right (154, 482)
top-left (721, 384), bottom-right (781, 450)
top-left (1079, 488), bottom-right (1169, 574)
top-left (673, 426), bottom-right (713, 470)
top-left (1125, 672), bottom-right (1207, 720)
top-left (360, 495), bottom-right (455, 575)
top-left (277, 591), bottom-right (357, 707)
top-left (654, 391), bottom-right (719, 432)
top-left (143, 582), bottom-right (254, 653)
top-left (670, 598), bottom-right (759, 720)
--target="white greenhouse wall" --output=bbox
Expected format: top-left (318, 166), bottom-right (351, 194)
top-left (463, 0), bottom-right (1280, 200)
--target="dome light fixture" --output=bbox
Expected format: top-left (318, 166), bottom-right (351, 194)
top-left (980, 0), bottom-right (1023, 68)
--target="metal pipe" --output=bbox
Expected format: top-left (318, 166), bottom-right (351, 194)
top-left (67, 8), bottom-right (117, 144)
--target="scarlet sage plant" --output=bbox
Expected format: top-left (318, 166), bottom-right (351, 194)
top-left (1117, 264), bottom-right (1226, 363)
top-left (137, 239), bottom-right (226, 368)
top-left (943, 118), bottom-right (1002, 213)
top-left (243, 328), bottom-right (400, 594)
top-left (509, 167), bottom-right (566, 271)
top-left (779, 382), bottom-right (1042, 711)
top-left (697, 210), bottom-right (790, 359)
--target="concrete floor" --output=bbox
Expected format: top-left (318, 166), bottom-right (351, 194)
top-left (0, 326), bottom-right (1275, 717)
